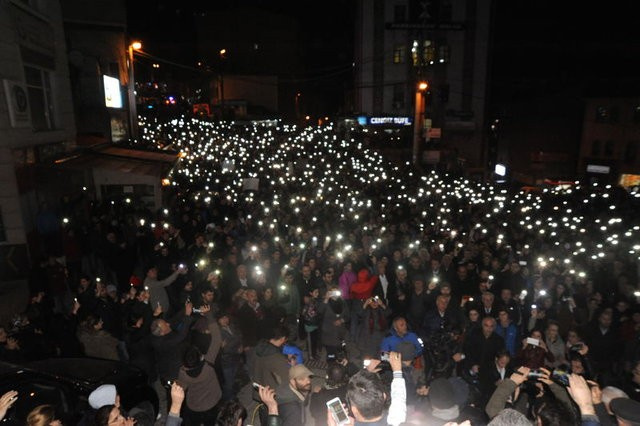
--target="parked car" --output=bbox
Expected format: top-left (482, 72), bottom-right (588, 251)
top-left (0, 358), bottom-right (158, 425)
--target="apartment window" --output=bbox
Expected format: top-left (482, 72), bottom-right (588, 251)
top-left (439, 0), bottom-right (453, 21)
top-left (595, 106), bottom-right (609, 123)
top-left (437, 45), bottom-right (450, 64)
top-left (394, 4), bottom-right (406, 22)
top-left (591, 140), bottom-right (602, 156)
top-left (393, 46), bottom-right (405, 64)
top-left (423, 40), bottom-right (436, 64)
top-left (411, 40), bottom-right (419, 66)
top-left (24, 65), bottom-right (55, 131)
top-left (604, 140), bottom-right (615, 157)
top-left (392, 83), bottom-right (404, 109)
top-left (625, 141), bottom-right (638, 163)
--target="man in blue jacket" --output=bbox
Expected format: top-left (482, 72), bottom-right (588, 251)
top-left (380, 316), bottom-right (423, 357)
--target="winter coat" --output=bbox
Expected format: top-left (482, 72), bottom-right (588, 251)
top-left (349, 269), bottom-right (378, 300)
top-left (252, 340), bottom-right (290, 391)
top-left (318, 298), bottom-right (350, 347)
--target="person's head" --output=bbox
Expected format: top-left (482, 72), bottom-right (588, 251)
top-left (570, 357), bottom-right (585, 375)
top-left (215, 400), bottom-right (247, 426)
top-left (302, 265), bottom-right (311, 278)
top-left (200, 287), bottom-right (214, 304)
top-left (88, 384), bottom-right (119, 410)
top-left (262, 287), bottom-right (273, 301)
top-left (150, 319), bottom-right (171, 336)
top-left (566, 328), bottom-right (582, 346)
top-left (456, 264), bottom-right (467, 279)
top-left (482, 291), bottom-right (495, 308)
top-left (217, 313), bottom-right (230, 327)
top-left (136, 286), bottom-right (150, 303)
top-left (323, 269), bottom-right (334, 284)
top-left (495, 350), bottom-right (510, 370)
top-left (436, 295), bottom-right (449, 313)
top-left (268, 325), bottom-right (289, 347)
top-left (288, 364), bottom-right (313, 395)
top-left (245, 289), bottom-right (258, 306)
top-left (498, 309), bottom-right (510, 325)
top-left (598, 311), bottom-right (612, 329)
top-left (346, 371), bottom-right (387, 421)
top-left (236, 264), bottom-right (247, 279)
top-left (326, 363), bottom-right (349, 388)
top-left (534, 397), bottom-right (575, 426)
top-left (395, 267), bottom-right (407, 280)
top-left (393, 317), bottom-right (408, 337)
top-left (438, 282), bottom-right (451, 296)
top-left (146, 266), bottom-right (158, 279)
top-left (601, 387), bottom-right (629, 415)
top-left (26, 405), bottom-right (61, 426)
top-left (545, 321), bottom-right (559, 341)
top-left (468, 308), bottom-right (480, 323)
top-left (501, 288), bottom-right (512, 303)
top-left (413, 279), bottom-right (424, 291)
top-left (482, 316), bottom-right (496, 337)
top-left (487, 408), bottom-right (532, 426)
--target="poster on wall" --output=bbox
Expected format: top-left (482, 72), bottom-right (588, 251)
top-left (3, 80), bottom-right (31, 128)
top-left (103, 75), bottom-right (123, 108)
top-left (110, 116), bottom-right (128, 142)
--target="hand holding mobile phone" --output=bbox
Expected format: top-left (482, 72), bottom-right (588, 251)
top-left (326, 397), bottom-right (350, 425)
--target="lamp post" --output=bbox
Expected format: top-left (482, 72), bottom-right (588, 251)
top-left (219, 48), bottom-right (226, 119)
top-left (127, 41), bottom-right (142, 141)
top-left (412, 81), bottom-right (428, 165)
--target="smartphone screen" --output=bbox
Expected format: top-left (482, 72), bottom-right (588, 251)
top-left (327, 398), bottom-right (349, 423)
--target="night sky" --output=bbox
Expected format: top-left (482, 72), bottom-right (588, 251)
top-left (127, 1), bottom-right (640, 115)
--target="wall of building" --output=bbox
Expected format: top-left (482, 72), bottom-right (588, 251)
top-left (354, 0), bottom-right (492, 169)
top-left (0, 0), bottom-right (76, 258)
top-left (579, 98), bottom-right (640, 179)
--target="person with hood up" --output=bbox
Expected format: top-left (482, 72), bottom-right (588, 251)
top-left (318, 284), bottom-right (351, 360)
top-left (177, 309), bottom-right (222, 425)
top-left (349, 268), bottom-right (378, 338)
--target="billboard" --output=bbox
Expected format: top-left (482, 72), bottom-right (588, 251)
top-left (103, 75), bottom-right (123, 108)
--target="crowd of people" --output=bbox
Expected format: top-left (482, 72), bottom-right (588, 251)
top-left (1, 116), bottom-right (640, 425)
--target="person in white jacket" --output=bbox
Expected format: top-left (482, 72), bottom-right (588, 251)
top-left (328, 351), bottom-right (407, 426)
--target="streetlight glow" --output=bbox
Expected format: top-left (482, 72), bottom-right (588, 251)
top-left (131, 41), bottom-right (142, 50)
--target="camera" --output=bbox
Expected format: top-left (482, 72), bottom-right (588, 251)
top-left (527, 369), bottom-right (545, 379)
top-left (570, 343), bottom-right (584, 352)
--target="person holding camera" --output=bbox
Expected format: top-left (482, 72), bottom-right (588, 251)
top-left (319, 285), bottom-right (350, 361)
top-left (356, 296), bottom-right (391, 357)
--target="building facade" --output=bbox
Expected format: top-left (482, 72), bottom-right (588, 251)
top-left (578, 98), bottom-right (640, 184)
top-left (0, 0), bottom-right (76, 282)
top-left (355, 0), bottom-right (492, 169)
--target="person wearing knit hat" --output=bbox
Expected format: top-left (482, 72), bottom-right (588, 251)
top-left (610, 397), bottom-right (640, 425)
top-left (88, 384), bottom-right (118, 410)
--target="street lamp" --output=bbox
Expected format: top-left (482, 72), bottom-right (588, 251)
top-left (128, 40), bottom-right (142, 141)
top-left (413, 80), bottom-right (429, 165)
top-left (219, 48), bottom-right (227, 119)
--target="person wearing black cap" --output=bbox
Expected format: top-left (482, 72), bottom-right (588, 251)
top-left (310, 363), bottom-right (349, 425)
top-left (610, 397), bottom-right (640, 425)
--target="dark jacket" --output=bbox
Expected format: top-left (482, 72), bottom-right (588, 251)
top-left (310, 385), bottom-right (348, 426)
top-left (463, 329), bottom-right (505, 370)
top-left (276, 383), bottom-right (308, 426)
top-left (252, 340), bottom-right (290, 392)
top-left (151, 314), bottom-right (194, 380)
